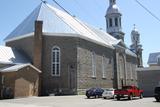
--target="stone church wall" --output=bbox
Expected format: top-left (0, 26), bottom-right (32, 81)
top-left (6, 36), bottom-right (34, 61)
top-left (126, 55), bottom-right (137, 86)
top-left (41, 36), bottom-right (78, 95)
top-left (77, 39), bottom-right (114, 94)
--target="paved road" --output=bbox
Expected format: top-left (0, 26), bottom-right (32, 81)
top-left (0, 95), bottom-right (159, 107)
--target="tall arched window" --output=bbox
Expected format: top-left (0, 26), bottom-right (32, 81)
top-left (51, 46), bottom-right (60, 76)
top-left (91, 52), bottom-right (96, 77)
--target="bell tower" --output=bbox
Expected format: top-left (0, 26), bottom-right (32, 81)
top-left (130, 25), bottom-right (143, 67)
top-left (105, 0), bottom-right (125, 41)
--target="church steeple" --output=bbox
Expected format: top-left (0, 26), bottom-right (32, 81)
top-left (130, 25), bottom-right (143, 67)
top-left (105, 0), bottom-right (125, 41)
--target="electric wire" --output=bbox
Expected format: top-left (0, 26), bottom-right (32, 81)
top-left (40, 0), bottom-right (99, 39)
top-left (134, 0), bottom-right (160, 23)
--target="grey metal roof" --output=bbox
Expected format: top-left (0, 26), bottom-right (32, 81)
top-left (0, 46), bottom-right (30, 64)
top-left (148, 52), bottom-right (160, 65)
top-left (137, 66), bottom-right (160, 71)
top-left (4, 2), bottom-right (137, 57)
top-left (4, 3), bottom-right (76, 41)
top-left (125, 49), bottom-right (137, 57)
top-left (0, 64), bottom-right (41, 73)
top-left (4, 3), bottom-right (120, 49)
top-left (106, 4), bottom-right (121, 15)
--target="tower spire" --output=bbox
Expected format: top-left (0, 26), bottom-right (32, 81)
top-left (106, 0), bottom-right (125, 41)
top-left (109, 0), bottom-right (116, 5)
top-left (130, 25), bottom-right (143, 67)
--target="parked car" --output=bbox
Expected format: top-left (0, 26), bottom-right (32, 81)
top-left (154, 86), bottom-right (160, 102)
top-left (86, 87), bottom-right (104, 98)
top-left (114, 85), bottom-right (143, 100)
top-left (102, 88), bottom-right (115, 99)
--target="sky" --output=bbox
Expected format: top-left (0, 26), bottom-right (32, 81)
top-left (0, 0), bottom-right (160, 67)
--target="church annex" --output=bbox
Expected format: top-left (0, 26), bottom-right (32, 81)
top-left (0, 0), bottom-right (143, 97)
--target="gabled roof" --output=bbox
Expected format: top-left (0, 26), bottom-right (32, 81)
top-left (0, 46), bottom-right (30, 64)
top-left (4, 3), bottom-right (120, 49)
top-left (0, 63), bottom-right (41, 73)
top-left (148, 52), bottom-right (160, 65)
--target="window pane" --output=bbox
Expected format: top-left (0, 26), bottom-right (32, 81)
top-left (56, 64), bottom-right (59, 75)
top-left (52, 64), bottom-right (55, 75)
top-left (53, 52), bottom-right (55, 63)
top-left (56, 52), bottom-right (59, 62)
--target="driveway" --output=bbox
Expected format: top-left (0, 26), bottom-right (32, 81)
top-left (0, 95), bottom-right (159, 107)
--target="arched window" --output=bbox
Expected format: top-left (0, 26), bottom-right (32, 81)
top-left (91, 52), bottom-right (96, 77)
top-left (109, 18), bottom-right (112, 27)
top-left (102, 55), bottom-right (106, 78)
top-left (115, 17), bottom-right (118, 27)
top-left (51, 46), bottom-right (60, 76)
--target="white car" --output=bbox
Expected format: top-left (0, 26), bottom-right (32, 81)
top-left (102, 88), bottom-right (115, 99)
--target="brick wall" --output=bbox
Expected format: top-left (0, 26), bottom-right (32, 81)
top-left (1, 66), bottom-right (39, 98)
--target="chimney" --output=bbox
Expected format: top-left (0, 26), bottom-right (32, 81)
top-left (33, 21), bottom-right (43, 70)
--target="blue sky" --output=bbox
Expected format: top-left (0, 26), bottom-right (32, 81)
top-left (0, 0), bottom-right (160, 67)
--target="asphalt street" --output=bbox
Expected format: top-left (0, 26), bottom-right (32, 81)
top-left (0, 95), bottom-right (159, 107)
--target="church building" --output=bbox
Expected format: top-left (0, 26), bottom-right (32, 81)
top-left (0, 0), bottom-right (143, 97)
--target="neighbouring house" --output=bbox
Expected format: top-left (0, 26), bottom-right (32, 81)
top-left (0, 0), bottom-right (143, 97)
top-left (137, 52), bottom-right (160, 96)
top-left (0, 46), bottom-right (40, 99)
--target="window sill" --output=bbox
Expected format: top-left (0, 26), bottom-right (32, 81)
top-left (91, 76), bottom-right (96, 79)
top-left (102, 77), bottom-right (106, 80)
top-left (51, 75), bottom-right (61, 77)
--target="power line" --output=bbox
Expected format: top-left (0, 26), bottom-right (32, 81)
top-left (134, 0), bottom-right (160, 23)
top-left (41, 0), bottom-right (98, 38)
top-left (52, 0), bottom-right (72, 16)
top-left (73, 0), bottom-right (97, 22)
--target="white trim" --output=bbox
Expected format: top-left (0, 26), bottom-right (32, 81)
top-left (102, 55), bottom-right (106, 78)
top-left (1, 75), bottom-right (5, 84)
top-left (91, 52), bottom-right (96, 78)
top-left (4, 32), bottom-right (34, 42)
top-left (5, 32), bottom-right (115, 50)
top-left (130, 63), bottom-right (133, 79)
top-left (43, 32), bottom-right (78, 37)
top-left (44, 32), bottom-right (115, 49)
top-left (51, 46), bottom-right (61, 77)
top-left (0, 63), bottom-right (42, 73)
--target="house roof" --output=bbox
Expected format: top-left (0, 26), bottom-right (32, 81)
top-left (0, 46), bottom-right (30, 64)
top-left (4, 2), bottom-right (120, 49)
top-left (137, 66), bottom-right (160, 71)
top-left (148, 52), bottom-right (160, 65)
top-left (0, 63), bottom-right (41, 73)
